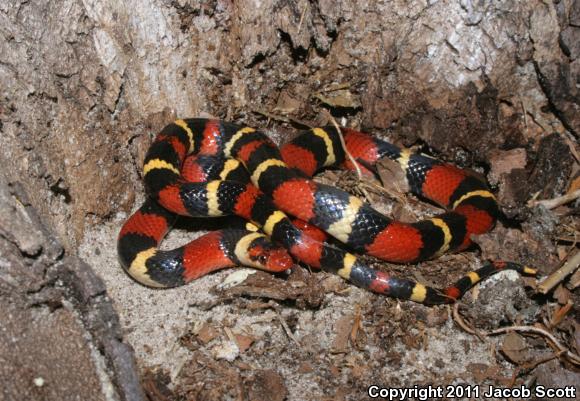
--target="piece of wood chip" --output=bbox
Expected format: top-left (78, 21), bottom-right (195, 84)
top-left (196, 322), bottom-right (219, 344)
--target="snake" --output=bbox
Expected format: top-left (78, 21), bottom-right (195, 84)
top-left (117, 119), bottom-right (535, 304)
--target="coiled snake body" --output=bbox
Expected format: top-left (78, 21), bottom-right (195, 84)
top-left (118, 119), bottom-right (534, 304)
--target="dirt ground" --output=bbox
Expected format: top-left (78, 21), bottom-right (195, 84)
top-left (79, 183), bottom-right (579, 401)
top-left (1, 1), bottom-right (579, 400)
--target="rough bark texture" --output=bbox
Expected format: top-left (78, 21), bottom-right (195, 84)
top-left (0, 172), bottom-right (144, 401)
top-left (1, 1), bottom-right (579, 400)
top-left (2, 0), bottom-right (577, 246)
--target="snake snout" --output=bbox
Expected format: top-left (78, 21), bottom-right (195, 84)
top-left (265, 248), bottom-right (294, 272)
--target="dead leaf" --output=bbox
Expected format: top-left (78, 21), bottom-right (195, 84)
top-left (467, 363), bottom-right (491, 382)
top-left (245, 370), bottom-right (287, 401)
top-left (313, 89), bottom-right (361, 108)
top-left (274, 91), bottom-right (301, 114)
top-left (553, 283), bottom-right (572, 304)
top-left (557, 246), bottom-right (569, 260)
top-left (331, 314), bottom-right (354, 353)
top-left (234, 333), bottom-right (255, 353)
top-left (501, 332), bottom-right (528, 364)
top-left (376, 158), bottom-right (409, 194)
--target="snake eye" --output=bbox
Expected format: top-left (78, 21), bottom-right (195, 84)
top-left (257, 254), bottom-right (267, 264)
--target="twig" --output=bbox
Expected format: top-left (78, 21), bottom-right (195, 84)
top-left (297, 4), bottom-right (307, 35)
top-left (224, 327), bottom-right (237, 343)
top-left (561, 132), bottom-right (580, 164)
top-left (549, 301), bottom-right (573, 328)
top-left (555, 236), bottom-right (578, 243)
top-left (528, 189), bottom-right (580, 209)
top-left (251, 109), bottom-right (291, 123)
top-left (509, 352), bottom-right (561, 387)
top-left (251, 109), bottom-right (314, 129)
top-left (452, 303), bottom-right (485, 341)
top-left (359, 180), bottom-right (408, 206)
top-left (520, 97), bottom-right (528, 131)
top-left (453, 306), bottom-right (580, 366)
top-left (274, 308), bottom-right (301, 346)
top-left (316, 83), bottom-right (352, 93)
top-left (486, 325), bottom-right (580, 366)
top-left (324, 116), bottom-right (380, 205)
top-left (325, 113), bottom-right (363, 180)
top-left (525, 108), bottom-right (550, 132)
top-left (350, 306), bottom-right (362, 345)
top-left (537, 250), bottom-right (580, 294)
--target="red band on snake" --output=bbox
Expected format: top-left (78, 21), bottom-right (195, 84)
top-left (117, 119), bottom-right (535, 304)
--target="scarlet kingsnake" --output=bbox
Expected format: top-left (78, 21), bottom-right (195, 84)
top-left (117, 119), bottom-right (535, 304)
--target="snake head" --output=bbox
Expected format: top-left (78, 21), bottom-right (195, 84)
top-left (246, 239), bottom-right (294, 273)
